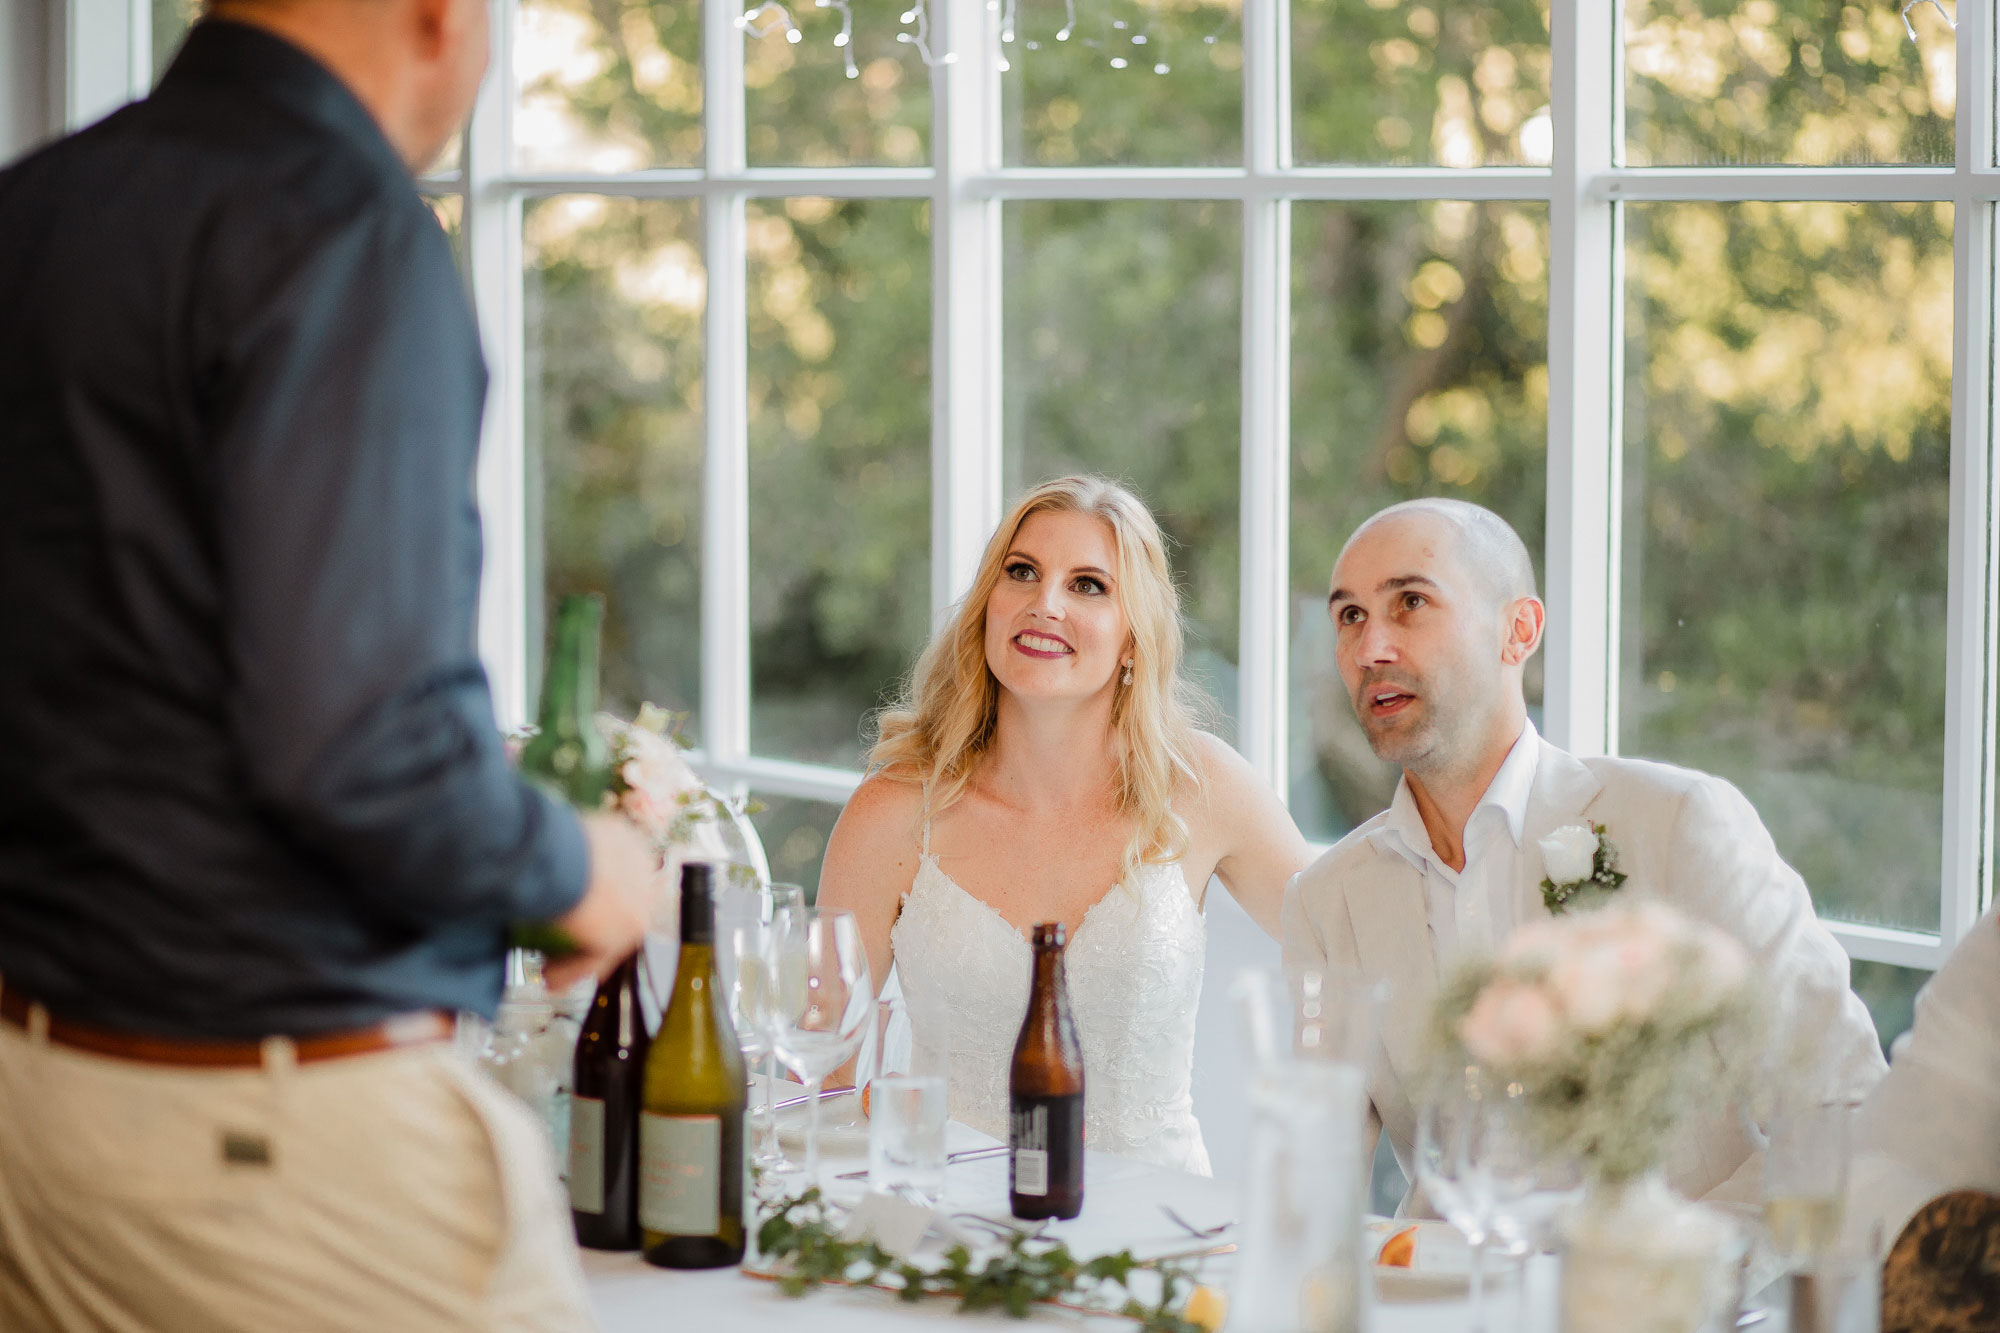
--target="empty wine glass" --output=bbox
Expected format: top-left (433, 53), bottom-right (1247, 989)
top-left (768, 908), bottom-right (872, 1183)
top-left (1415, 1065), bottom-right (1537, 1333)
top-left (748, 884), bottom-right (806, 1168)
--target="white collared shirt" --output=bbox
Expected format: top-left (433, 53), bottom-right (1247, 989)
top-left (1369, 720), bottom-right (1542, 966)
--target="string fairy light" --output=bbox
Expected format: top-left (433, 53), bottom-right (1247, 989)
top-left (815, 0), bottom-right (858, 77)
top-left (896, 0), bottom-right (956, 67)
top-left (738, 1), bottom-right (802, 44)
top-left (1900, 0), bottom-right (1955, 42)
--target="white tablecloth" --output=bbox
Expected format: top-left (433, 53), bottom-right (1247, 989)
top-left (583, 1120), bottom-right (1570, 1332)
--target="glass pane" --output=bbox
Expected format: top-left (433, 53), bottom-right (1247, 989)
top-left (1001, 0), bottom-right (1242, 166)
top-left (748, 199), bottom-right (931, 767)
top-left (526, 197), bottom-right (705, 733)
top-left (1291, 0), bottom-right (1553, 167)
top-left (751, 795), bottom-right (843, 903)
top-left (1621, 202), bottom-right (1951, 933)
top-left (1003, 200), bottom-right (1241, 736)
top-left (152, 0), bottom-right (199, 80)
top-left (423, 193), bottom-right (464, 272)
top-left (516, 0), bottom-right (702, 171)
top-left (1288, 202), bottom-right (1549, 843)
top-left (1850, 960), bottom-right (1927, 1056)
top-left (1625, 0), bottom-right (1953, 166)
top-left (745, 8), bottom-right (930, 165)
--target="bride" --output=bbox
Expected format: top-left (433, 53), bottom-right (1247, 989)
top-left (818, 476), bottom-right (1311, 1173)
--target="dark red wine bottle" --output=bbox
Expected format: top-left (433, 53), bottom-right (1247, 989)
top-left (569, 950), bottom-right (650, 1250)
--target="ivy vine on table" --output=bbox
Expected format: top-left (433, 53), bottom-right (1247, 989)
top-left (751, 1188), bottom-right (1218, 1332)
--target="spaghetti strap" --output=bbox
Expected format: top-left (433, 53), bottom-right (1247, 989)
top-left (918, 784), bottom-right (933, 859)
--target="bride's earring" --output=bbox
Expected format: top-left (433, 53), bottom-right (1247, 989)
top-left (1121, 658), bottom-right (1134, 687)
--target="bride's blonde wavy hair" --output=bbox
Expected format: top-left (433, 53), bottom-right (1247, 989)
top-left (868, 476), bottom-right (1207, 883)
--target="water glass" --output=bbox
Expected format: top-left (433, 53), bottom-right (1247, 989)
top-left (867, 998), bottom-right (950, 1204)
top-left (1764, 1098), bottom-right (1859, 1269)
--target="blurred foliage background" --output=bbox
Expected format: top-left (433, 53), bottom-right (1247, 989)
top-left (148, 0), bottom-right (1961, 1042)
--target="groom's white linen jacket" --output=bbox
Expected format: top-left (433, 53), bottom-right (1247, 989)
top-left (1281, 732), bottom-right (1888, 1214)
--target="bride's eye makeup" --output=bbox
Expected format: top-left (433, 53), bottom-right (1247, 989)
top-left (1072, 575), bottom-right (1107, 595)
top-left (1004, 559), bottom-right (1039, 581)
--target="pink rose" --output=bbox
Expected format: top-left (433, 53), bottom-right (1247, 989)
top-left (1548, 945), bottom-right (1624, 1034)
top-left (1459, 979), bottom-right (1563, 1068)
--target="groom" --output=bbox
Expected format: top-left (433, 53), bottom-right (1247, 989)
top-left (1281, 498), bottom-right (1886, 1211)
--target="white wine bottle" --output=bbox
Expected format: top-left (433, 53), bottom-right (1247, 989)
top-left (638, 862), bottom-right (747, 1268)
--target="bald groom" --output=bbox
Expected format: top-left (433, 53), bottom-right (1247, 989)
top-left (1280, 499), bottom-right (1886, 1214)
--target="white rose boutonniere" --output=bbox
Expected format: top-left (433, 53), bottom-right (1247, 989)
top-left (1538, 822), bottom-right (1627, 914)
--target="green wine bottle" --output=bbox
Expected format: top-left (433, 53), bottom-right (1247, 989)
top-left (519, 593), bottom-right (614, 810)
top-left (514, 593), bottom-right (617, 956)
top-left (638, 862), bottom-right (747, 1269)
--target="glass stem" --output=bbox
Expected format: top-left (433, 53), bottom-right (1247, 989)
top-left (759, 1052), bottom-right (781, 1160)
top-left (803, 1076), bottom-right (824, 1183)
top-left (1469, 1236), bottom-right (1486, 1333)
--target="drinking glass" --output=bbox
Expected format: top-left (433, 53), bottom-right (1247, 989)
top-left (866, 997), bottom-right (950, 1204)
top-left (1489, 1134), bottom-right (1582, 1331)
top-left (768, 908), bottom-right (873, 1183)
top-left (1415, 1066), bottom-right (1537, 1333)
top-left (1764, 1098), bottom-right (1859, 1270)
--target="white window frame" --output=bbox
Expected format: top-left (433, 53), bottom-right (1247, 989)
top-left (80, 0), bottom-right (1998, 968)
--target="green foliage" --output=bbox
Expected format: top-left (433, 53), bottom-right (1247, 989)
top-left (753, 1187), bottom-right (1206, 1331)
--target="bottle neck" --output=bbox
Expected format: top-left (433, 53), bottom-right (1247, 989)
top-left (537, 597), bottom-right (602, 738)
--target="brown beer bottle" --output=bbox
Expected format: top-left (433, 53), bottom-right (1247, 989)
top-left (568, 950), bottom-right (650, 1250)
top-left (1009, 922), bottom-right (1085, 1220)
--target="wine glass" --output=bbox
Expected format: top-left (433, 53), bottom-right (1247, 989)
top-left (1414, 1066), bottom-right (1536, 1333)
top-left (768, 908), bottom-right (873, 1183)
top-left (747, 884), bottom-right (807, 1168)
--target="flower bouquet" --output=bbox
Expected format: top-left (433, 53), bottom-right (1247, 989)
top-left (1430, 900), bottom-right (1759, 1333)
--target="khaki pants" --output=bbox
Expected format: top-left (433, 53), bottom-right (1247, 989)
top-left (0, 998), bottom-right (595, 1333)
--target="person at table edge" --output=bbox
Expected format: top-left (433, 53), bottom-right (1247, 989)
top-left (1282, 498), bottom-right (1887, 1214)
top-left (0, 1), bottom-right (654, 1328)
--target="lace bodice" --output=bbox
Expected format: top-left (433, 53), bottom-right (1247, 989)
top-left (889, 833), bottom-right (1211, 1176)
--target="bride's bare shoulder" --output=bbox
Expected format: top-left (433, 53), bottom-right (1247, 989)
top-left (829, 771), bottom-right (927, 850)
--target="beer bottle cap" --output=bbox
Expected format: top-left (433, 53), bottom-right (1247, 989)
top-left (680, 861), bottom-right (715, 943)
top-left (1031, 922), bottom-right (1066, 950)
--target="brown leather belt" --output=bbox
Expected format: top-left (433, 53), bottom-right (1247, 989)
top-left (0, 989), bottom-right (453, 1068)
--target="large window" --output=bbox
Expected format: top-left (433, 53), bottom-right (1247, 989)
top-left (130, 0), bottom-right (1993, 998)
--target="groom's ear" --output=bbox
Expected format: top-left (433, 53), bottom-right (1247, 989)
top-left (1500, 596), bottom-right (1545, 667)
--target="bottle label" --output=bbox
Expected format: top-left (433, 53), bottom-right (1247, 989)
top-left (568, 1096), bottom-right (605, 1215)
top-left (1009, 1094), bottom-right (1083, 1200)
top-left (639, 1113), bottom-right (721, 1235)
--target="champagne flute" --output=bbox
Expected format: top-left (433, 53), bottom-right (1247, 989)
top-left (1415, 1065), bottom-right (1535, 1333)
top-left (768, 908), bottom-right (872, 1183)
top-left (1763, 1097), bottom-right (1859, 1269)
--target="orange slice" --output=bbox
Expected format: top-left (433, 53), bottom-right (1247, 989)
top-left (1377, 1224), bottom-right (1419, 1268)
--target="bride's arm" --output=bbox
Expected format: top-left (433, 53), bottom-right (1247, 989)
top-left (1191, 731), bottom-right (1313, 940)
top-left (815, 772), bottom-right (926, 1000)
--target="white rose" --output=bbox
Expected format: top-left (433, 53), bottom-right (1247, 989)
top-left (1539, 823), bottom-right (1600, 884)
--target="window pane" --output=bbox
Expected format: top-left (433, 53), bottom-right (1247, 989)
top-left (1625, 0), bottom-right (1953, 166)
top-left (1291, 0), bottom-right (1552, 167)
top-left (1003, 201), bottom-right (1241, 736)
top-left (526, 197), bottom-right (705, 733)
top-left (424, 193), bottom-right (464, 271)
top-left (152, 0), bottom-right (199, 80)
top-left (515, 0), bottom-right (702, 171)
top-left (1289, 202), bottom-right (1549, 842)
top-left (1850, 959), bottom-right (1927, 1056)
top-left (745, 13), bottom-right (930, 165)
top-left (748, 199), bottom-right (931, 768)
top-left (751, 795), bottom-right (843, 903)
top-left (1621, 202), bottom-right (1951, 933)
top-left (1001, 0), bottom-right (1242, 166)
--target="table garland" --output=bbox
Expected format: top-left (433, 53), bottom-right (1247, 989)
top-left (751, 1187), bottom-right (1223, 1332)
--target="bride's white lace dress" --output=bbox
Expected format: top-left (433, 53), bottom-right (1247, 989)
top-left (889, 823), bottom-right (1212, 1175)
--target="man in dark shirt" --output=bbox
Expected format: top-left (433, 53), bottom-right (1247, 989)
top-left (0, 0), bottom-right (652, 1327)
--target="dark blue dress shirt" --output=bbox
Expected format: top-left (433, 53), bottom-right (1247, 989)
top-left (0, 22), bottom-right (588, 1038)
